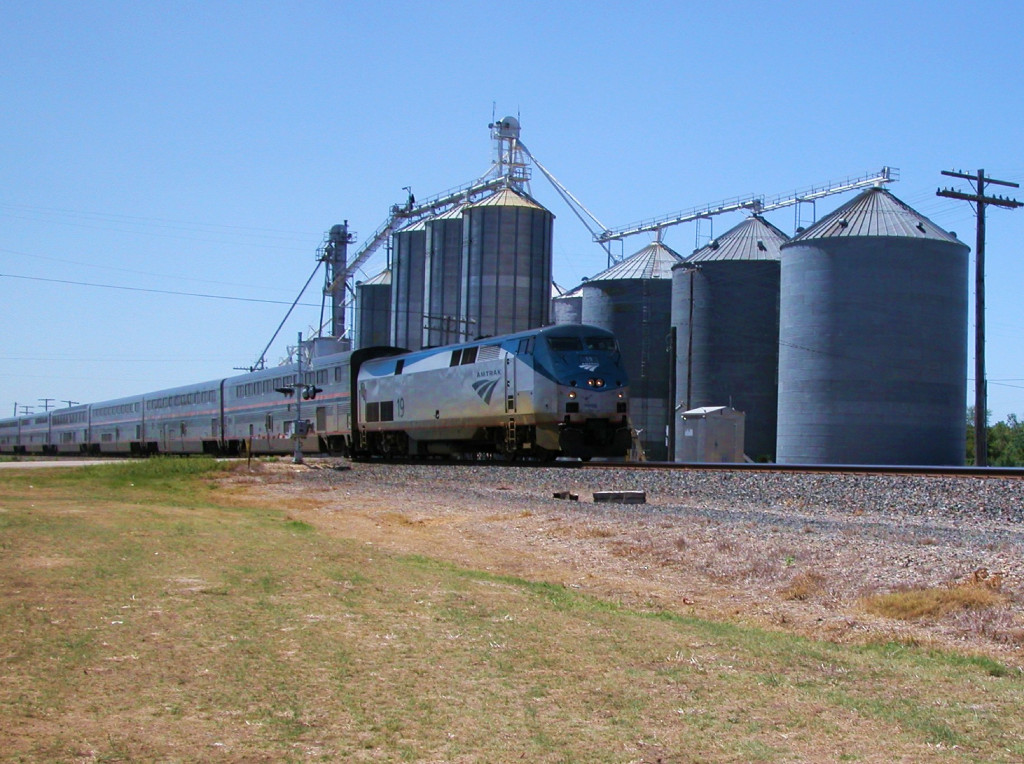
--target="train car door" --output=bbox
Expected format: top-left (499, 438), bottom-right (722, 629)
top-left (504, 354), bottom-right (517, 413)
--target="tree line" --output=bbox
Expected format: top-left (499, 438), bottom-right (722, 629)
top-left (966, 408), bottom-right (1024, 466)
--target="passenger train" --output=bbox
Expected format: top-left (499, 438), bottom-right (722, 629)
top-left (0, 325), bottom-right (631, 461)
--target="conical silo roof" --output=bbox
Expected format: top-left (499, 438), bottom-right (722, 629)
top-left (396, 218), bottom-right (427, 232)
top-left (686, 215), bottom-right (790, 262)
top-left (587, 241), bottom-right (685, 282)
top-left (789, 187), bottom-right (961, 243)
top-left (469, 186), bottom-right (550, 212)
top-left (553, 282), bottom-right (584, 299)
top-left (432, 201), bottom-right (467, 220)
top-left (359, 268), bottom-right (391, 286)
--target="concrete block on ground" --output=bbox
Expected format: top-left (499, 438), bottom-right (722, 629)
top-left (593, 490), bottom-right (646, 504)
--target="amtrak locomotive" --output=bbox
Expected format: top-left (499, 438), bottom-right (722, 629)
top-left (0, 325), bottom-right (631, 461)
top-left (357, 324), bottom-right (631, 460)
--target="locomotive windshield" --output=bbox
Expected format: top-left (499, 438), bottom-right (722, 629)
top-left (546, 335), bottom-right (618, 353)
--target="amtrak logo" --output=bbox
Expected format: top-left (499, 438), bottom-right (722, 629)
top-left (580, 362), bottom-right (599, 372)
top-left (472, 378), bottom-right (500, 404)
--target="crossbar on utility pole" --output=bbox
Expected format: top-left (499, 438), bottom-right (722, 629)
top-left (938, 169), bottom-right (1023, 466)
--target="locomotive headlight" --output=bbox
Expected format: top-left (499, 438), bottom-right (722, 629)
top-left (567, 390), bottom-right (577, 399)
top-left (618, 391), bottom-right (624, 398)
top-left (586, 378), bottom-right (605, 388)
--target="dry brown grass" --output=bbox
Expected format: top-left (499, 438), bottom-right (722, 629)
top-left (862, 568), bottom-right (1010, 621)
top-left (4, 461), bottom-right (1024, 762)
top-left (863, 585), bottom-right (1002, 620)
top-left (781, 570), bottom-right (828, 601)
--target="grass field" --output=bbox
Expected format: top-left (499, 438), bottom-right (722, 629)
top-left (1, 459), bottom-right (1023, 762)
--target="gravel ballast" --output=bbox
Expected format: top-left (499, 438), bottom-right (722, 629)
top-left (278, 460), bottom-right (1024, 658)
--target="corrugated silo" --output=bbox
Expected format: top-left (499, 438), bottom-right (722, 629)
top-left (391, 219), bottom-right (427, 350)
top-left (671, 216), bottom-right (789, 462)
top-left (552, 282), bottom-right (583, 325)
top-left (355, 268), bottom-right (392, 349)
top-left (460, 187), bottom-right (553, 340)
top-left (776, 187), bottom-right (969, 465)
top-left (423, 204), bottom-right (465, 347)
top-left (581, 240), bottom-right (686, 460)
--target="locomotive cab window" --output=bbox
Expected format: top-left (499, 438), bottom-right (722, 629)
top-left (547, 336), bottom-right (584, 352)
top-left (450, 349), bottom-right (462, 367)
top-left (461, 346), bottom-right (478, 365)
top-left (585, 335), bottom-right (614, 350)
top-left (395, 359), bottom-right (404, 375)
top-left (584, 336), bottom-right (618, 352)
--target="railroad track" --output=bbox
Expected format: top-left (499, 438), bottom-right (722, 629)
top-left (7, 453), bottom-right (1024, 480)
top-left (581, 460), bottom-right (1024, 479)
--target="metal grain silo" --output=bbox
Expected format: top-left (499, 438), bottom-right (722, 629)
top-left (460, 187), bottom-right (553, 340)
top-left (581, 240), bottom-right (686, 461)
top-left (355, 268), bottom-right (392, 349)
top-left (672, 216), bottom-right (788, 462)
top-left (776, 187), bottom-right (969, 465)
top-left (552, 282), bottom-right (583, 325)
top-left (423, 204), bottom-right (465, 347)
top-left (391, 219), bottom-right (427, 350)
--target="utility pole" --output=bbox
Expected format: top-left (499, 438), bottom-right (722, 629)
top-left (38, 398), bottom-right (55, 412)
top-left (273, 332), bottom-right (323, 466)
top-left (294, 332), bottom-right (305, 465)
top-left (938, 169), bottom-right (1023, 466)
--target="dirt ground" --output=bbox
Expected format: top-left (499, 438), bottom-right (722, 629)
top-left (239, 461), bottom-right (1024, 664)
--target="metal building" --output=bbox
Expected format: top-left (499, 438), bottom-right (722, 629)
top-left (676, 406), bottom-right (746, 463)
top-left (354, 268), bottom-right (392, 349)
top-left (423, 204), bottom-right (466, 347)
top-left (391, 219), bottom-right (427, 350)
top-left (460, 187), bottom-right (553, 340)
top-left (581, 240), bottom-right (685, 460)
top-left (776, 187), bottom-right (969, 465)
top-left (671, 215), bottom-right (788, 461)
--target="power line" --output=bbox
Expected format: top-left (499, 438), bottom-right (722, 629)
top-left (0, 355), bottom-right (225, 362)
top-left (0, 200), bottom-right (312, 240)
top-left (0, 246), bottom-right (299, 294)
top-left (0, 272), bottom-right (321, 307)
top-left (937, 169), bottom-right (1023, 466)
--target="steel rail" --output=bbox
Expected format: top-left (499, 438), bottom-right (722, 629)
top-left (579, 460), bottom-right (1024, 479)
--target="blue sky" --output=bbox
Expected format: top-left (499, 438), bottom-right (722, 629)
top-left (3, 1), bottom-right (1023, 421)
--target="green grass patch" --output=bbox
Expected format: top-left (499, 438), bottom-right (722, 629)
top-left (0, 456), bottom-right (232, 508)
top-left (2, 465), bottom-right (1024, 762)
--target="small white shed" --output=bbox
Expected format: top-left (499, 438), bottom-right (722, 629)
top-left (676, 406), bottom-right (745, 463)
